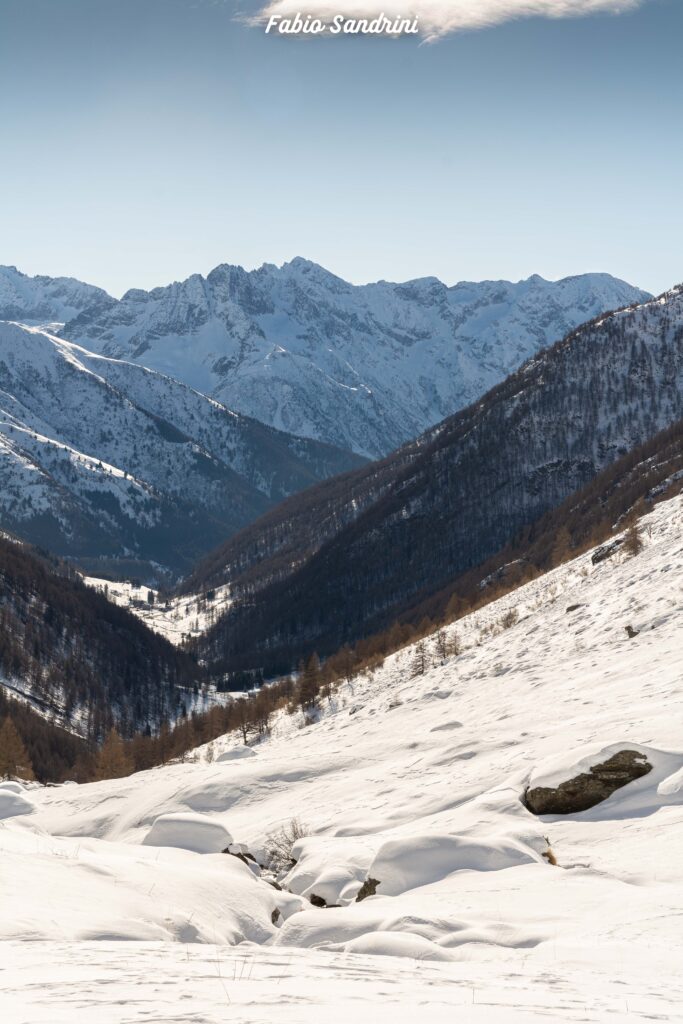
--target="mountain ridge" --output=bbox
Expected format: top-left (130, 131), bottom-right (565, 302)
top-left (0, 323), bottom-right (364, 580)
top-left (0, 265), bottom-right (111, 324)
top-left (53, 260), bottom-right (651, 457)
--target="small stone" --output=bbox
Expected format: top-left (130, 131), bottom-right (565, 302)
top-left (355, 877), bottom-right (380, 902)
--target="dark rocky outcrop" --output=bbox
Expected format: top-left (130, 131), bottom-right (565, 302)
top-left (222, 845), bottom-right (261, 870)
top-left (309, 892), bottom-right (340, 908)
top-left (591, 539), bottom-right (624, 565)
top-left (355, 877), bottom-right (380, 902)
top-left (525, 749), bottom-right (652, 815)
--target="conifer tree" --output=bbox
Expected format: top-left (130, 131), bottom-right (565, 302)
top-left (0, 717), bottom-right (35, 781)
top-left (623, 500), bottom-right (646, 558)
top-left (298, 653), bottom-right (321, 711)
top-left (411, 640), bottom-right (428, 677)
top-left (624, 520), bottom-right (644, 557)
top-left (435, 629), bottom-right (448, 662)
top-left (95, 728), bottom-right (133, 780)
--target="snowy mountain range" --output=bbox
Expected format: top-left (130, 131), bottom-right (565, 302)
top-left (38, 260), bottom-right (651, 458)
top-left (0, 323), bottom-right (363, 580)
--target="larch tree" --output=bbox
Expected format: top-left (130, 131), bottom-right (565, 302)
top-left (298, 653), bottom-right (321, 712)
top-left (623, 501), bottom-right (646, 558)
top-left (96, 728), bottom-right (133, 780)
top-left (411, 640), bottom-right (428, 677)
top-left (0, 717), bottom-right (35, 781)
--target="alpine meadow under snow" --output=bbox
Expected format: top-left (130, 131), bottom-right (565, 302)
top-left (1, 489), bottom-right (682, 1022)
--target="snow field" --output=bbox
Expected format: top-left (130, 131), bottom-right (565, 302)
top-left (2, 490), bottom-right (683, 1021)
top-left (83, 576), bottom-right (233, 645)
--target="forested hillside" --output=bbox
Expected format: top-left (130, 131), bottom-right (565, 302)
top-left (189, 285), bottom-right (683, 675)
top-left (0, 536), bottom-right (203, 742)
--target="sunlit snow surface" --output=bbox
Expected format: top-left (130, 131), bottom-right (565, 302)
top-left (2, 493), bottom-right (683, 1022)
top-left (83, 576), bottom-right (233, 644)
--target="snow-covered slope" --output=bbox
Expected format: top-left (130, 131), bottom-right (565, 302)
top-left (0, 322), bottom-right (363, 579)
top-left (83, 576), bottom-right (233, 645)
top-left (62, 260), bottom-right (650, 456)
top-left (0, 265), bottom-right (112, 325)
top-left (2, 491), bottom-right (682, 1021)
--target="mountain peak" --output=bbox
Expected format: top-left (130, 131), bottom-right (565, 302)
top-left (0, 265), bottom-right (111, 323)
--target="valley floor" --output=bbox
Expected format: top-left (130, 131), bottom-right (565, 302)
top-left (2, 493), bottom-right (683, 1022)
top-left (4, 941), bottom-right (681, 1023)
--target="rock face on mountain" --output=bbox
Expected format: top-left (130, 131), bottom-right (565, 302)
top-left (0, 265), bottom-right (112, 325)
top-left (188, 284), bottom-right (683, 675)
top-left (60, 260), bottom-right (650, 457)
top-left (0, 323), bottom-right (364, 580)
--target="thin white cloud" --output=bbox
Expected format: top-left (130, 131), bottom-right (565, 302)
top-left (252, 0), bottom-right (643, 41)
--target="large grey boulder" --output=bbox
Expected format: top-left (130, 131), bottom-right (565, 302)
top-left (525, 749), bottom-right (652, 815)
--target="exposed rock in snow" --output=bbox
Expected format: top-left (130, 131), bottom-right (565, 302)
top-left (591, 539), bottom-right (624, 564)
top-left (525, 747), bottom-right (653, 815)
top-left (355, 877), bottom-right (380, 902)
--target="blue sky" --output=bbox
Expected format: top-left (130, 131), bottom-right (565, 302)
top-left (0, 0), bottom-right (680, 296)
